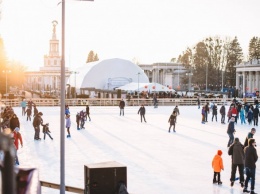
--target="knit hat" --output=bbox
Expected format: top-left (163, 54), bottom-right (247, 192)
top-left (217, 150), bottom-right (222, 156)
top-left (235, 137), bottom-right (239, 142)
top-left (249, 138), bottom-right (256, 146)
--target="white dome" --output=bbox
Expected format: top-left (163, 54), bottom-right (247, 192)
top-left (70, 58), bottom-right (149, 90)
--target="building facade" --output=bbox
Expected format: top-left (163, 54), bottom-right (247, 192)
top-left (24, 21), bottom-right (71, 97)
top-left (236, 59), bottom-right (260, 97)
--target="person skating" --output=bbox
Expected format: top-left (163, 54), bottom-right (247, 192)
top-left (197, 97), bottom-right (200, 109)
top-left (205, 102), bottom-right (210, 122)
top-left (243, 138), bottom-right (258, 194)
top-left (227, 117), bottom-right (236, 147)
top-left (119, 99), bottom-right (125, 116)
top-left (244, 128), bottom-right (256, 148)
top-left (76, 112), bottom-right (81, 130)
top-left (12, 127), bottom-right (23, 165)
top-left (240, 106), bottom-right (247, 125)
top-left (212, 103), bottom-right (218, 122)
top-left (20, 99), bottom-right (27, 116)
top-left (228, 137), bottom-right (245, 187)
top-left (9, 114), bottom-right (20, 132)
top-left (42, 123), bottom-right (53, 140)
top-left (253, 106), bottom-right (259, 126)
top-left (212, 150), bottom-right (224, 185)
top-left (220, 104), bottom-right (226, 124)
top-left (33, 112), bottom-right (43, 140)
top-left (247, 108), bottom-right (253, 125)
top-left (138, 104), bottom-right (146, 123)
top-left (173, 106), bottom-right (180, 123)
top-left (201, 106), bottom-right (206, 124)
top-left (33, 104), bottom-right (38, 117)
top-left (168, 111), bottom-right (177, 132)
top-left (65, 114), bottom-right (71, 138)
top-left (86, 105), bottom-right (91, 121)
top-left (25, 108), bottom-right (32, 121)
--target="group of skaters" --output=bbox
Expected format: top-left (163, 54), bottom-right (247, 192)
top-left (209, 99), bottom-right (259, 193)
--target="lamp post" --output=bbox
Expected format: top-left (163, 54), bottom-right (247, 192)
top-left (186, 72), bottom-right (193, 93)
top-left (137, 72), bottom-right (140, 105)
top-left (72, 71), bottom-right (79, 98)
top-left (2, 70), bottom-right (11, 101)
top-left (60, 1), bottom-right (94, 193)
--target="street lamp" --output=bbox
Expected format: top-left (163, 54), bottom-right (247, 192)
top-left (72, 71), bottom-right (79, 98)
top-left (60, 1), bottom-right (94, 193)
top-left (186, 72), bottom-right (193, 93)
top-left (2, 70), bottom-right (11, 101)
top-left (137, 72), bottom-right (140, 105)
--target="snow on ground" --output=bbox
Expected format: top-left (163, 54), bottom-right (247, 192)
top-left (15, 105), bottom-right (260, 194)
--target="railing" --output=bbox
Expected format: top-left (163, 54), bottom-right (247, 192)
top-left (0, 97), bottom-right (255, 107)
top-left (40, 181), bottom-right (84, 193)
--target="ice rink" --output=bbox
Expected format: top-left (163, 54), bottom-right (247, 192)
top-left (14, 105), bottom-right (260, 194)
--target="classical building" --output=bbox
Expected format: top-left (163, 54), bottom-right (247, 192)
top-left (24, 21), bottom-right (71, 97)
top-left (139, 62), bottom-right (187, 90)
top-left (236, 59), bottom-right (260, 97)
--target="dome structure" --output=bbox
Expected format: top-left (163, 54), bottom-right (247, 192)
top-left (70, 58), bottom-right (149, 91)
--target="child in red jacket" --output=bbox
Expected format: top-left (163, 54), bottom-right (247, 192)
top-left (13, 127), bottom-right (23, 165)
top-left (212, 150), bottom-right (224, 185)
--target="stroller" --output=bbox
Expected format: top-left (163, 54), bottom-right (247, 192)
top-left (42, 123), bottom-right (53, 140)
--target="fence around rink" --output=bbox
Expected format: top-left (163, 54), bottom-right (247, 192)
top-left (0, 97), bottom-right (256, 107)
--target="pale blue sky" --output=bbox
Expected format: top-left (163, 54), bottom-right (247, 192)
top-left (1, 0), bottom-right (259, 70)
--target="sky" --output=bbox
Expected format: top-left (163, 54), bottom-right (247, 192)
top-left (0, 0), bottom-right (260, 71)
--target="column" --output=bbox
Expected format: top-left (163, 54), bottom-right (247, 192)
top-left (249, 71), bottom-right (252, 92)
top-left (243, 72), bottom-right (245, 97)
top-left (256, 72), bottom-right (259, 91)
top-left (236, 73), bottom-right (239, 89)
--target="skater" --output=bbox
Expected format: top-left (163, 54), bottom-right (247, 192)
top-left (220, 104), bottom-right (226, 124)
top-left (244, 128), bottom-right (256, 147)
top-left (227, 117), bottom-right (236, 147)
top-left (65, 105), bottom-right (70, 115)
top-left (173, 105), bottom-right (180, 123)
top-left (79, 110), bottom-right (86, 129)
top-left (20, 99), bottom-right (27, 116)
top-left (228, 137), bottom-right (245, 187)
top-left (42, 123), bottom-right (53, 140)
top-left (205, 102), bottom-right (210, 122)
top-left (240, 106), bottom-right (246, 125)
top-left (86, 105), bottom-right (91, 121)
top-left (119, 99), bottom-right (125, 116)
top-left (138, 104), bottom-right (146, 123)
top-left (243, 138), bottom-right (258, 194)
top-left (153, 94), bottom-right (158, 108)
top-left (253, 105), bottom-right (259, 126)
top-left (168, 111), bottom-right (177, 132)
top-left (231, 105), bottom-right (238, 124)
top-left (197, 96), bottom-right (200, 109)
top-left (9, 114), bottom-right (20, 131)
top-left (212, 150), bottom-right (224, 185)
top-left (201, 106), bottom-right (206, 124)
top-left (25, 107), bottom-right (32, 121)
top-left (33, 104), bottom-right (38, 117)
top-left (65, 114), bottom-right (71, 138)
top-left (12, 127), bottom-right (23, 165)
top-left (76, 112), bottom-right (81, 130)
top-left (212, 103), bottom-right (218, 122)
top-left (27, 99), bottom-right (34, 110)
top-left (33, 112), bottom-right (43, 140)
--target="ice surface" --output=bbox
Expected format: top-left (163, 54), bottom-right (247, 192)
top-left (14, 105), bottom-right (259, 194)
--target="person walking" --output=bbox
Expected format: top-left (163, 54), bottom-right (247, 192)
top-left (228, 137), bottom-right (245, 187)
top-left (168, 111), bottom-right (177, 132)
top-left (212, 103), bottom-right (218, 122)
top-left (243, 138), bottom-right (258, 194)
top-left (138, 104), bottom-right (146, 123)
top-left (244, 128), bottom-right (256, 148)
top-left (32, 112), bottom-right (43, 140)
top-left (20, 99), bottom-right (27, 116)
top-left (86, 105), bottom-right (91, 121)
top-left (212, 150), bottom-right (224, 185)
top-left (65, 114), bottom-right (71, 138)
top-left (220, 104), bottom-right (226, 124)
top-left (227, 117), bottom-right (236, 147)
top-left (119, 99), bottom-right (125, 116)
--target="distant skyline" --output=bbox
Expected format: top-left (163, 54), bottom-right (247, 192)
top-left (1, 0), bottom-right (260, 70)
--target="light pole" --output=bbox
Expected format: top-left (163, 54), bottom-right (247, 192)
top-left (186, 72), bottom-right (193, 93)
top-left (73, 71), bottom-right (79, 98)
top-left (60, 1), bottom-right (94, 193)
top-left (2, 70), bottom-right (11, 101)
top-left (137, 72), bottom-right (140, 105)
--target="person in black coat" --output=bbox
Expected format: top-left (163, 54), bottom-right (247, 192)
top-left (228, 138), bottom-right (245, 187)
top-left (244, 128), bottom-right (256, 147)
top-left (220, 104), bottom-right (226, 124)
top-left (243, 138), bottom-right (258, 194)
top-left (33, 104), bottom-right (38, 117)
top-left (205, 102), bottom-right (210, 122)
top-left (212, 103), bottom-right (218, 122)
top-left (137, 105), bottom-right (146, 123)
top-left (119, 99), bottom-right (125, 116)
top-left (168, 111), bottom-right (177, 133)
top-left (33, 112), bottom-right (43, 140)
top-left (252, 106), bottom-right (259, 126)
top-left (9, 114), bottom-right (20, 131)
top-left (25, 108), bottom-right (32, 121)
top-left (227, 117), bottom-right (236, 147)
top-left (86, 105), bottom-right (91, 121)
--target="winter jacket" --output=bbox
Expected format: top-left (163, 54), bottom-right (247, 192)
top-left (168, 114), bottom-right (176, 125)
top-left (228, 141), bottom-right (244, 164)
top-left (227, 121), bottom-right (235, 134)
top-left (119, 100), bottom-right (125, 109)
top-left (173, 107), bottom-right (180, 115)
top-left (9, 116), bottom-right (20, 131)
top-left (26, 108), bottom-right (32, 116)
top-left (231, 107), bottom-right (238, 116)
top-left (212, 154), bottom-right (224, 172)
top-left (244, 145), bottom-right (258, 168)
top-left (253, 107), bottom-right (259, 117)
top-left (86, 106), bottom-right (90, 114)
top-left (13, 131), bottom-right (23, 150)
top-left (212, 105), bottom-right (218, 115)
top-left (33, 114), bottom-right (43, 128)
top-left (243, 132), bottom-right (254, 147)
top-left (20, 101), bottom-right (27, 108)
top-left (247, 110), bottom-right (253, 120)
top-left (138, 107), bottom-right (146, 115)
top-left (220, 106), bottom-right (225, 115)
